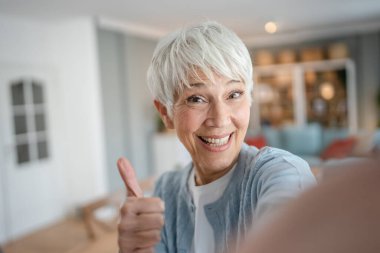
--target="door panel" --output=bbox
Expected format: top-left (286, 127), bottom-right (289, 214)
top-left (0, 66), bottom-right (64, 241)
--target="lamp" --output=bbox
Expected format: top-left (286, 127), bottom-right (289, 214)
top-left (265, 21), bottom-right (277, 34)
top-left (320, 81), bottom-right (335, 100)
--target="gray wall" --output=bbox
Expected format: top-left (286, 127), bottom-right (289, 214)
top-left (97, 29), bottom-right (157, 192)
top-left (123, 35), bottom-right (157, 180)
top-left (356, 32), bottom-right (380, 129)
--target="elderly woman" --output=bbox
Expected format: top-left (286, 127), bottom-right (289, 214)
top-left (117, 21), bottom-right (316, 253)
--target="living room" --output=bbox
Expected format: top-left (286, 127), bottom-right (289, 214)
top-left (0, 0), bottom-right (379, 252)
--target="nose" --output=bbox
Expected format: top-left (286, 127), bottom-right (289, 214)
top-left (205, 100), bottom-right (231, 128)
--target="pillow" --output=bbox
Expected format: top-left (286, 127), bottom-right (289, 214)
top-left (245, 135), bottom-right (267, 149)
top-left (261, 126), bottom-right (283, 148)
top-left (281, 123), bottom-right (322, 156)
top-left (320, 137), bottom-right (357, 160)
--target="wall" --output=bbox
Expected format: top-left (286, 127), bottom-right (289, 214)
top-left (0, 131), bottom-right (5, 243)
top-left (0, 15), bottom-right (107, 242)
top-left (356, 32), bottom-right (380, 130)
top-left (49, 18), bottom-right (108, 207)
top-left (123, 34), bottom-right (157, 179)
top-left (98, 28), bottom-right (157, 191)
top-left (98, 29), bottom-right (130, 191)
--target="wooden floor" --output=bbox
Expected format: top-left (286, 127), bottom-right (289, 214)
top-left (2, 218), bottom-right (118, 253)
top-left (1, 180), bottom-right (156, 253)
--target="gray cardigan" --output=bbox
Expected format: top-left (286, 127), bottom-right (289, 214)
top-left (154, 144), bottom-right (316, 253)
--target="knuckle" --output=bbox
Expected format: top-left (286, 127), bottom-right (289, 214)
top-left (120, 203), bottom-right (134, 216)
top-left (150, 197), bottom-right (162, 205)
top-left (118, 219), bottom-right (137, 233)
top-left (150, 198), bottom-right (165, 212)
top-left (154, 231), bottom-right (161, 242)
top-left (158, 200), bottom-right (165, 212)
top-left (155, 215), bottom-right (164, 227)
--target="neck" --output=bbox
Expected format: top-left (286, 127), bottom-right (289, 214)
top-left (194, 163), bottom-right (235, 186)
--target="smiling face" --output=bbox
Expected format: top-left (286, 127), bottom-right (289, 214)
top-left (155, 71), bottom-right (251, 185)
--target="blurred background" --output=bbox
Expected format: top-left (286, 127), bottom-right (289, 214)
top-left (0, 0), bottom-right (380, 252)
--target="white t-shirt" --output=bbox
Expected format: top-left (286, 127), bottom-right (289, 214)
top-left (188, 164), bottom-right (237, 253)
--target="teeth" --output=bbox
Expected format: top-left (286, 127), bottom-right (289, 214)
top-left (201, 135), bottom-right (230, 146)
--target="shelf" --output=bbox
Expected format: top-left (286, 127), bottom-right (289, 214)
top-left (252, 58), bottom-right (357, 133)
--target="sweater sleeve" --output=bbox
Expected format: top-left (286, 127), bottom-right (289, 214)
top-left (153, 175), bottom-right (169, 253)
top-left (253, 147), bottom-right (317, 222)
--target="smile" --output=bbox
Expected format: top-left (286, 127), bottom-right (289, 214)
top-left (198, 134), bottom-right (231, 147)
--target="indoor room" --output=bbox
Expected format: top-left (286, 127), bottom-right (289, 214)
top-left (0, 0), bottom-right (379, 252)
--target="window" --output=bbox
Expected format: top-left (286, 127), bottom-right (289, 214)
top-left (10, 79), bottom-right (49, 165)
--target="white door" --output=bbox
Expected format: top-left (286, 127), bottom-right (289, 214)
top-left (0, 66), bottom-right (65, 242)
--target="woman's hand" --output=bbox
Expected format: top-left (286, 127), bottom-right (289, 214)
top-left (117, 158), bottom-right (165, 253)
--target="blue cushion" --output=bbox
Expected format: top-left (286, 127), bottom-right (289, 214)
top-left (281, 123), bottom-right (322, 156)
top-left (261, 126), bottom-right (283, 149)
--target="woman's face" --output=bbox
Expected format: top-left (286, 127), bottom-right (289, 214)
top-left (159, 71), bottom-right (251, 184)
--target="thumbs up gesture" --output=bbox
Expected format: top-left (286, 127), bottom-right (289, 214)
top-left (117, 157), bottom-right (165, 253)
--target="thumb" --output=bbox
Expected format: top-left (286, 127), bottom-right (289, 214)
top-left (117, 157), bottom-right (143, 197)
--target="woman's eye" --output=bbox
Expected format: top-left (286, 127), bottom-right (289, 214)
top-left (186, 95), bottom-right (206, 104)
top-left (229, 91), bottom-right (244, 99)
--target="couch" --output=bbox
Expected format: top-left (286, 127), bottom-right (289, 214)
top-left (246, 123), bottom-right (380, 168)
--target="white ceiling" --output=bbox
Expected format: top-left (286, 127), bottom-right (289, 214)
top-left (1, 0), bottom-right (380, 46)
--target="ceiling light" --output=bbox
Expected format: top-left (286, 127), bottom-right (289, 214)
top-left (320, 82), bottom-right (335, 100)
top-left (265, 21), bottom-right (277, 34)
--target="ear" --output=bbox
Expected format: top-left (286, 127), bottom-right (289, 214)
top-left (154, 100), bottom-right (174, 129)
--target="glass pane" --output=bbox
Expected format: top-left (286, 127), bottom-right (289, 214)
top-left (16, 143), bottom-right (30, 164)
top-left (37, 141), bottom-right (49, 159)
top-left (304, 70), bottom-right (348, 128)
top-left (11, 81), bottom-right (25, 105)
top-left (32, 82), bottom-right (44, 104)
top-left (14, 114), bottom-right (28, 134)
top-left (255, 70), bottom-right (295, 127)
top-left (35, 113), bottom-right (46, 132)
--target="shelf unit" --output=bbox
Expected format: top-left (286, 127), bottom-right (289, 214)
top-left (251, 58), bottom-right (357, 134)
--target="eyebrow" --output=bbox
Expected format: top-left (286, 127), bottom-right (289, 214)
top-left (189, 79), bottom-right (242, 87)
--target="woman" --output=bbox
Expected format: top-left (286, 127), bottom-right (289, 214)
top-left (117, 21), bottom-right (316, 253)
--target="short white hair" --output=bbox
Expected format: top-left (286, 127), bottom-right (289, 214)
top-left (147, 21), bottom-right (253, 117)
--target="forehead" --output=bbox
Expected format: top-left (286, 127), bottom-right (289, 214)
top-left (187, 69), bottom-right (240, 86)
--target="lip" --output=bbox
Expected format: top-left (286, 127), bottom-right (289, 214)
top-left (198, 133), bottom-right (231, 139)
top-left (197, 133), bottom-right (233, 152)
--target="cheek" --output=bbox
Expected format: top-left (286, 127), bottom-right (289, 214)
top-left (174, 108), bottom-right (206, 135)
top-left (234, 103), bottom-right (251, 130)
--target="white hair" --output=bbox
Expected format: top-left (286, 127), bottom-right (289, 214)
top-left (147, 21), bottom-right (253, 117)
